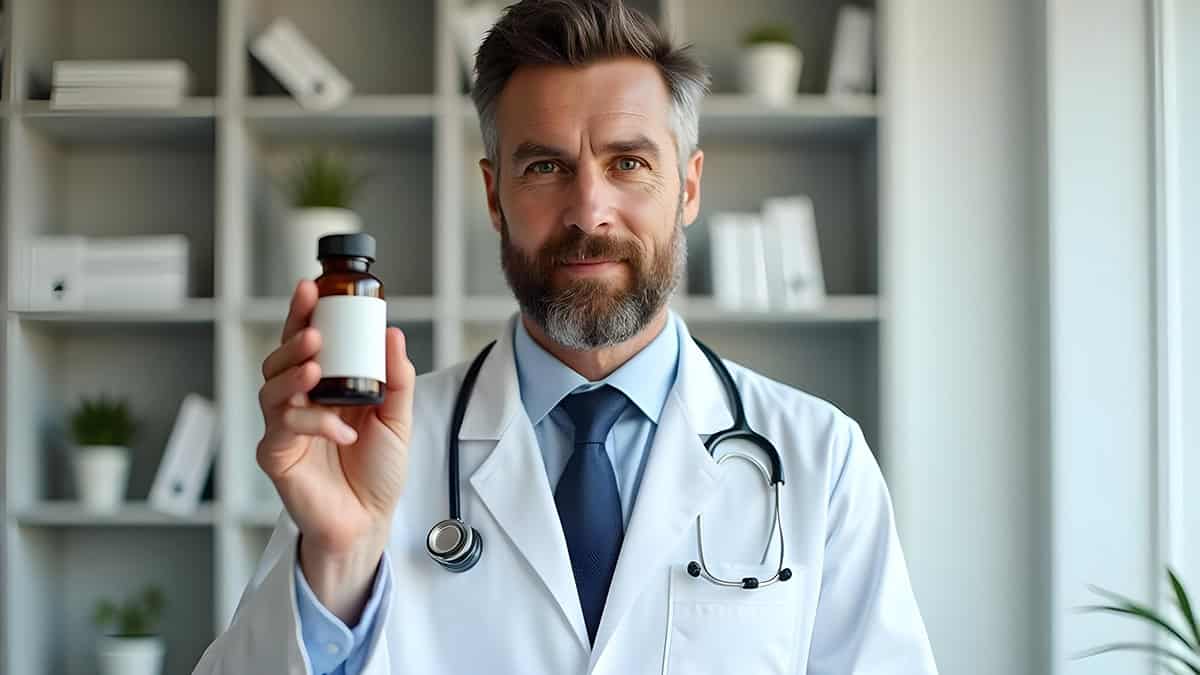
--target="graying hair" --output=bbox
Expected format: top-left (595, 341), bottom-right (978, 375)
top-left (470, 0), bottom-right (710, 176)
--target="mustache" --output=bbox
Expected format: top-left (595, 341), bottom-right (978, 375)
top-left (538, 229), bottom-right (644, 265)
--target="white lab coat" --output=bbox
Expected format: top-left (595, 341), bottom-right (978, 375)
top-left (194, 313), bottom-right (938, 674)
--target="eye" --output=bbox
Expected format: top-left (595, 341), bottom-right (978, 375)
top-left (615, 157), bottom-right (645, 171)
top-left (528, 161), bottom-right (558, 175)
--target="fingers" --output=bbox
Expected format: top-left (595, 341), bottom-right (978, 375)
top-left (280, 279), bottom-right (319, 345)
top-left (258, 361), bottom-right (358, 455)
top-left (279, 406), bottom-right (358, 445)
top-left (262, 327), bottom-right (321, 381)
top-left (376, 327), bottom-right (416, 443)
top-left (259, 361), bottom-right (321, 412)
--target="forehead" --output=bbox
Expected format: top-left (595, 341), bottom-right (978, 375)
top-left (495, 58), bottom-right (674, 153)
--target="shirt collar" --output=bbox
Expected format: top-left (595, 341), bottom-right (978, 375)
top-left (512, 312), bottom-right (680, 427)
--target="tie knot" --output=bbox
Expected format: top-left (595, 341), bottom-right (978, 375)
top-left (558, 384), bottom-right (630, 446)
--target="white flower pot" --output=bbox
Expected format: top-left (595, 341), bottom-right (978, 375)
top-left (284, 207), bottom-right (363, 285)
top-left (98, 635), bottom-right (165, 675)
top-left (739, 43), bottom-right (804, 106)
top-left (73, 446), bottom-right (131, 512)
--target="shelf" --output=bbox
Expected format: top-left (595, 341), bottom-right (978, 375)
top-left (242, 295), bottom-right (436, 323)
top-left (461, 94), bottom-right (877, 142)
top-left (460, 295), bottom-right (879, 324)
top-left (680, 295), bottom-right (881, 324)
top-left (700, 94), bottom-right (877, 141)
top-left (245, 95), bottom-right (435, 143)
top-left (20, 98), bottom-right (217, 146)
top-left (11, 299), bottom-right (218, 326)
top-left (12, 501), bottom-right (216, 527)
top-left (1, 1), bottom-right (887, 665)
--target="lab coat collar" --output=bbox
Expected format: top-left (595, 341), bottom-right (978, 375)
top-left (512, 312), bottom-right (679, 426)
top-left (457, 310), bottom-right (734, 441)
top-left (459, 310), bottom-right (735, 660)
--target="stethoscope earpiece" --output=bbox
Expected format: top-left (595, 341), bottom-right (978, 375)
top-left (687, 560), bottom-right (792, 588)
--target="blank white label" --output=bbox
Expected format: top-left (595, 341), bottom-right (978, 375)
top-left (311, 295), bottom-right (387, 382)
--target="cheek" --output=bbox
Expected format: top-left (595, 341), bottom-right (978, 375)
top-left (503, 189), bottom-right (559, 248)
top-left (625, 191), bottom-right (679, 256)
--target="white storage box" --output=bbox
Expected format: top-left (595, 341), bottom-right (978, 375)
top-left (19, 235), bottom-right (190, 310)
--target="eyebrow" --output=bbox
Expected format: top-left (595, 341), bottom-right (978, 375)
top-left (509, 134), bottom-right (663, 168)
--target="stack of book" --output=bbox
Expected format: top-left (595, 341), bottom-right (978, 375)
top-left (709, 195), bottom-right (827, 311)
top-left (50, 59), bottom-right (192, 110)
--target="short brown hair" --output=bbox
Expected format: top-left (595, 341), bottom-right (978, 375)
top-left (471, 0), bottom-right (710, 173)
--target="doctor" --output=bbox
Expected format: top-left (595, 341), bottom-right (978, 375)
top-left (194, 1), bottom-right (938, 673)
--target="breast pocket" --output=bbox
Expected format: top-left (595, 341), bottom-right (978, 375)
top-left (664, 562), bottom-right (805, 675)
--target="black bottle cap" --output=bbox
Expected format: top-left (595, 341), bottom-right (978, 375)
top-left (318, 232), bottom-right (376, 262)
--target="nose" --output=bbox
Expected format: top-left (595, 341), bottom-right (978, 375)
top-left (563, 161), bottom-right (615, 235)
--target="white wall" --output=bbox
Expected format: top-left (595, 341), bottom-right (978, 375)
top-left (880, 2), bottom-right (1048, 674)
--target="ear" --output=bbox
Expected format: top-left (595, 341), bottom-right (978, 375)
top-left (479, 158), bottom-right (503, 234)
top-left (680, 149), bottom-right (704, 227)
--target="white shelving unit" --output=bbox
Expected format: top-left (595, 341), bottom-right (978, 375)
top-left (0, 0), bottom-right (879, 672)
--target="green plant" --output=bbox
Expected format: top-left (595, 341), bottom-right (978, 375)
top-left (69, 395), bottom-right (137, 447)
top-left (284, 147), bottom-right (367, 209)
top-left (741, 23), bottom-right (796, 47)
top-left (1077, 567), bottom-right (1200, 673)
top-left (93, 586), bottom-right (165, 638)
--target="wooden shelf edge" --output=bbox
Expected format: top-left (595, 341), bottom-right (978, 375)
top-left (12, 500), bottom-right (217, 527)
top-left (241, 295), bottom-right (437, 323)
top-left (679, 295), bottom-right (881, 323)
top-left (10, 298), bottom-right (218, 324)
top-left (20, 97), bottom-right (218, 118)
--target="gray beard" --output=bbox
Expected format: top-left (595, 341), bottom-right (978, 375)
top-left (500, 201), bottom-right (688, 350)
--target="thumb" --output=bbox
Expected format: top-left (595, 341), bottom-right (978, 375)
top-left (377, 327), bottom-right (416, 444)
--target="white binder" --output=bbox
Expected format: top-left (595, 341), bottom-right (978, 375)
top-left (149, 393), bottom-right (218, 517)
top-left (250, 17), bottom-right (352, 111)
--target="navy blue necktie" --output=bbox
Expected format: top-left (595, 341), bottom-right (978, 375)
top-left (555, 384), bottom-right (629, 645)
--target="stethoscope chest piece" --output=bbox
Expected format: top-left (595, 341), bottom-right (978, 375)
top-left (427, 518), bottom-right (483, 573)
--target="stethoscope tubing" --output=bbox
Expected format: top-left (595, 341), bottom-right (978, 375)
top-left (429, 334), bottom-right (790, 589)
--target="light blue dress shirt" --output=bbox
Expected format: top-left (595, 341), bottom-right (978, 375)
top-left (294, 314), bottom-right (681, 674)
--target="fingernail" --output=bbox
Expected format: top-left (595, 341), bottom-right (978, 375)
top-left (339, 426), bottom-right (358, 444)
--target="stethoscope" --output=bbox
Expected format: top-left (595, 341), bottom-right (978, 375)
top-left (426, 337), bottom-right (792, 590)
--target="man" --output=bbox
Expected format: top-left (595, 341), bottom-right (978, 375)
top-left (195, 1), bottom-right (938, 673)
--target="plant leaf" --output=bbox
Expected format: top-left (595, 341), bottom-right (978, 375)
top-left (1078, 601), bottom-right (1196, 652)
top-left (1170, 568), bottom-right (1200, 649)
top-left (1162, 660), bottom-right (1189, 675)
top-left (1073, 642), bottom-right (1200, 674)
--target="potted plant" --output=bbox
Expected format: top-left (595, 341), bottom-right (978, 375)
top-left (93, 585), bottom-right (167, 675)
top-left (739, 23), bottom-right (803, 106)
top-left (281, 147), bottom-right (368, 285)
top-left (1077, 567), bottom-right (1200, 671)
top-left (70, 395), bottom-right (137, 512)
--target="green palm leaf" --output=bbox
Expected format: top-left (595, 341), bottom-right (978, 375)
top-left (1077, 601), bottom-right (1195, 652)
top-left (1169, 568), bottom-right (1200, 648)
top-left (1073, 642), bottom-right (1200, 674)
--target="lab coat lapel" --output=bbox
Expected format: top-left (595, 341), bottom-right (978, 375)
top-left (461, 316), bottom-right (591, 652)
top-left (589, 319), bottom-right (733, 666)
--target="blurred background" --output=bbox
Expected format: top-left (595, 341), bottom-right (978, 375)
top-left (0, 0), bottom-right (1195, 674)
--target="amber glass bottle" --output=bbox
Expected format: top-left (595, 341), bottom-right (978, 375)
top-left (309, 233), bottom-right (387, 406)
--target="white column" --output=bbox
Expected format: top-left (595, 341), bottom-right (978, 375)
top-left (880, 1), bottom-right (1048, 674)
top-left (1046, 1), bottom-right (1158, 673)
